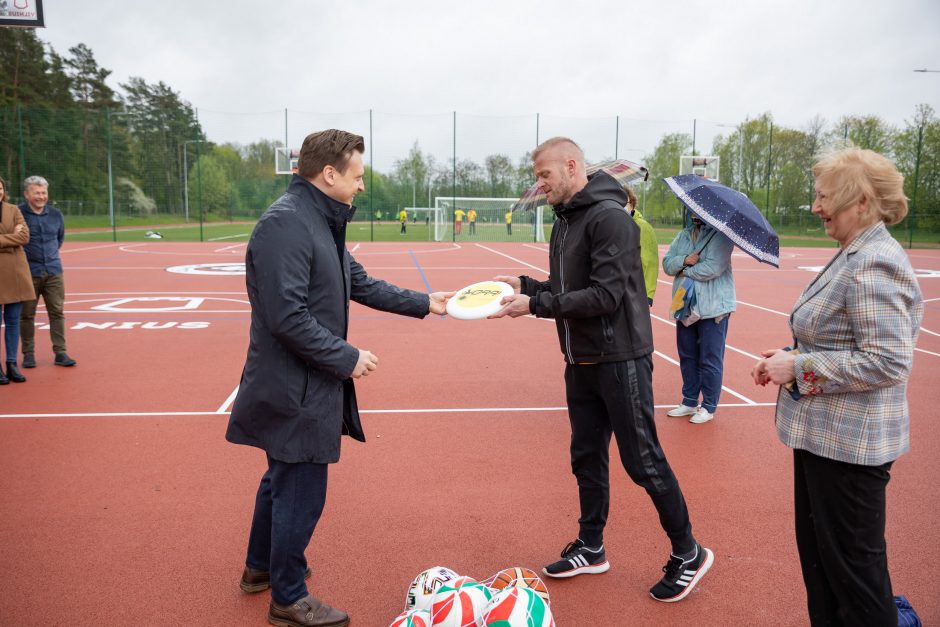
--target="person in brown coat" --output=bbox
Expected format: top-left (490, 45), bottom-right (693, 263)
top-left (0, 176), bottom-right (35, 384)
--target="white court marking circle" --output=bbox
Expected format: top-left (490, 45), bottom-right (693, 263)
top-left (167, 263), bottom-right (246, 275)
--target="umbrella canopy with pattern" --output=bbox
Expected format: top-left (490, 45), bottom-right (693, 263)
top-left (512, 158), bottom-right (649, 213)
top-left (664, 174), bottom-right (780, 267)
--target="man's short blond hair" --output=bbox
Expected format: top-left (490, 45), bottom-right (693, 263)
top-left (812, 148), bottom-right (908, 226)
top-left (532, 137), bottom-right (584, 165)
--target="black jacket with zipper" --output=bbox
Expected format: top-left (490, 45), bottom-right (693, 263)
top-left (520, 171), bottom-right (654, 364)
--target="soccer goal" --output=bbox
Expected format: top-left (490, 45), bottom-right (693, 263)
top-left (432, 197), bottom-right (550, 242)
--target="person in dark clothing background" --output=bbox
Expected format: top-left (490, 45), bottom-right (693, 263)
top-left (226, 129), bottom-right (452, 627)
top-left (490, 137), bottom-right (712, 603)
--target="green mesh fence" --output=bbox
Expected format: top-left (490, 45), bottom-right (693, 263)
top-left (1, 106), bottom-right (937, 247)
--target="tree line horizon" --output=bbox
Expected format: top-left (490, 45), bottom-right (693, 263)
top-left (2, 30), bottom-right (937, 236)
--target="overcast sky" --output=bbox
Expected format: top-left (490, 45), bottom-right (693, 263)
top-left (35, 0), bottom-right (940, 172)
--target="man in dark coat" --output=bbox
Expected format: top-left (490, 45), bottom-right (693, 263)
top-left (490, 137), bottom-right (712, 604)
top-left (226, 129), bottom-right (451, 627)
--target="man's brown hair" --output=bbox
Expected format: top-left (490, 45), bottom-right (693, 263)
top-left (297, 129), bottom-right (365, 179)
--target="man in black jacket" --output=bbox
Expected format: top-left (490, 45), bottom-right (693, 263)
top-left (491, 137), bottom-right (712, 603)
top-left (226, 130), bottom-right (451, 627)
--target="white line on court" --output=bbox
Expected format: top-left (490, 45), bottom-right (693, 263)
top-left (916, 347), bottom-right (940, 357)
top-left (208, 235), bottom-right (249, 242)
top-left (650, 313), bottom-right (761, 360)
top-left (653, 350), bottom-right (758, 404)
top-left (925, 297), bottom-right (940, 303)
top-left (523, 243), bottom-right (549, 252)
top-left (351, 243), bottom-right (360, 253)
top-left (0, 403), bottom-right (777, 420)
top-left (353, 244), bottom-right (462, 255)
top-left (919, 327), bottom-right (940, 338)
top-left (475, 243), bottom-right (549, 274)
top-left (216, 386), bottom-right (240, 413)
top-left (69, 291), bottom-right (247, 295)
top-left (70, 267), bottom-right (174, 270)
top-left (61, 243), bottom-right (125, 254)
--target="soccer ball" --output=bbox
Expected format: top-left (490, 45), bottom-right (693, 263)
top-left (480, 587), bottom-right (554, 627)
top-left (430, 581), bottom-right (494, 626)
top-left (390, 608), bottom-right (432, 627)
top-left (405, 566), bottom-right (461, 611)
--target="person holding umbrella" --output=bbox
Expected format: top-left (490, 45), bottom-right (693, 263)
top-left (662, 203), bottom-right (736, 424)
top-left (751, 148), bottom-right (922, 625)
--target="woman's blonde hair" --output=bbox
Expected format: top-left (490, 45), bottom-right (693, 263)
top-left (812, 148), bottom-right (908, 226)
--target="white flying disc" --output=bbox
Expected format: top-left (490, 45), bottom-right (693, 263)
top-left (446, 281), bottom-right (515, 320)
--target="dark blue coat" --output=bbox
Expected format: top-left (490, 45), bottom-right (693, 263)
top-left (226, 176), bottom-right (430, 463)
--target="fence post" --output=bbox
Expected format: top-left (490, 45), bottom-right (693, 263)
top-left (369, 109), bottom-right (374, 242)
top-left (764, 120), bottom-right (773, 219)
top-left (106, 108), bottom-right (117, 242)
top-left (17, 105), bottom-right (26, 188)
top-left (909, 123), bottom-right (924, 249)
top-left (452, 111), bottom-right (456, 243)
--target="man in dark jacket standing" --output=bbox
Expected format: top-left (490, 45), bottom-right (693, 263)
top-left (491, 137), bottom-right (712, 603)
top-left (226, 130), bottom-right (451, 627)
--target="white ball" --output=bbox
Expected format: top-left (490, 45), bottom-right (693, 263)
top-left (405, 566), bottom-right (460, 611)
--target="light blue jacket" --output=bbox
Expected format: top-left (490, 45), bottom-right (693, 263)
top-left (662, 217), bottom-right (736, 320)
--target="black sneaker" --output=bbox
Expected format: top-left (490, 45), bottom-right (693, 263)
top-left (542, 539), bottom-right (609, 578)
top-left (649, 544), bottom-right (714, 602)
top-left (22, 353), bottom-right (35, 369)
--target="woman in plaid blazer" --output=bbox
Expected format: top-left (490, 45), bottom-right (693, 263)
top-left (752, 148), bottom-right (923, 626)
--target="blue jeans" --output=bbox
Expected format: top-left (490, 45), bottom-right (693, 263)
top-left (675, 315), bottom-right (730, 413)
top-left (245, 456), bottom-right (328, 605)
top-left (1, 302), bottom-right (24, 363)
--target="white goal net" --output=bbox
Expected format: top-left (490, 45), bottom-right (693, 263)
top-left (432, 196), bottom-right (550, 242)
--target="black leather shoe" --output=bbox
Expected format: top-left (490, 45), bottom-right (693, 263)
top-left (240, 566), bottom-right (311, 593)
top-left (22, 353), bottom-right (35, 368)
top-left (0, 369), bottom-right (7, 385)
top-left (268, 594), bottom-right (349, 627)
top-left (6, 362), bottom-right (25, 383)
top-left (54, 352), bottom-right (77, 367)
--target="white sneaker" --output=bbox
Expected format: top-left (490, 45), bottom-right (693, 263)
top-left (666, 404), bottom-right (699, 417)
top-left (689, 408), bottom-right (714, 424)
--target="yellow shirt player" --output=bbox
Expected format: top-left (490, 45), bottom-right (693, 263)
top-left (454, 209), bottom-right (466, 235)
top-left (505, 210), bottom-right (513, 236)
top-left (467, 208), bottom-right (477, 235)
top-left (399, 209), bottom-right (407, 235)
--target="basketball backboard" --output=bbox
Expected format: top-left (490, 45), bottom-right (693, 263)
top-left (679, 155), bottom-right (720, 182)
top-left (275, 147), bottom-right (300, 175)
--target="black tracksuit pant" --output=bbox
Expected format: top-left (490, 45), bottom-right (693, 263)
top-left (564, 354), bottom-right (695, 554)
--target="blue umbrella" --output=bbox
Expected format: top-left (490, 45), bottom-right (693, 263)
top-left (663, 174), bottom-right (780, 267)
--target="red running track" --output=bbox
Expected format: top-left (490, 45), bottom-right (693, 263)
top-left (1, 241), bottom-right (938, 626)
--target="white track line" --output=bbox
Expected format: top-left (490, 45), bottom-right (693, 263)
top-left (61, 244), bottom-right (124, 253)
top-left (216, 386), bottom-right (240, 413)
top-left (351, 243), bottom-right (360, 252)
top-left (0, 404), bottom-right (777, 420)
top-left (475, 243), bottom-right (549, 274)
top-left (208, 234), bottom-right (250, 242)
top-left (652, 350), bottom-right (758, 405)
